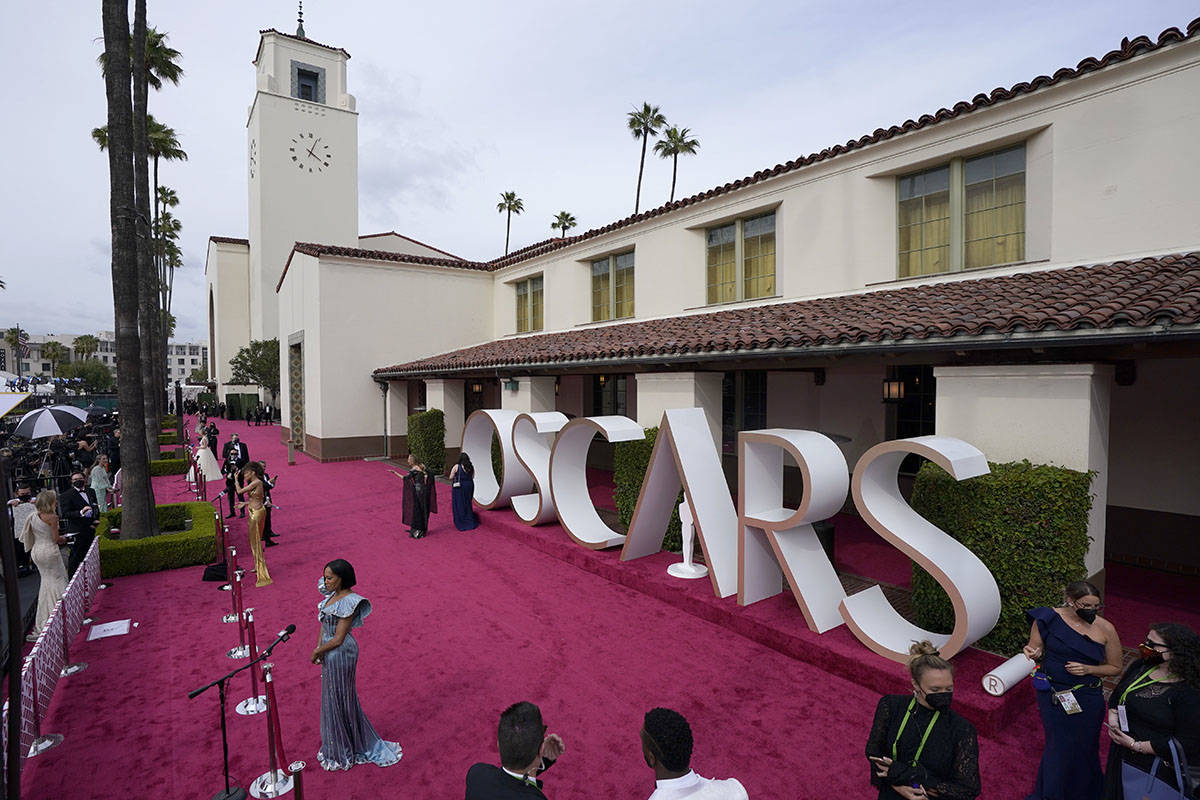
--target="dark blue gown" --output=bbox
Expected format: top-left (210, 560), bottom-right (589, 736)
top-left (451, 465), bottom-right (478, 531)
top-left (1026, 606), bottom-right (1106, 800)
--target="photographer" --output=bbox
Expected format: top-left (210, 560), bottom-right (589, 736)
top-left (60, 471), bottom-right (100, 578)
top-left (222, 433), bottom-right (249, 518)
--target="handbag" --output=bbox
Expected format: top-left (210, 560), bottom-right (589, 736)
top-left (1121, 738), bottom-right (1195, 800)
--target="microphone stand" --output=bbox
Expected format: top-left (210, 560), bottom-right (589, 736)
top-left (189, 629), bottom-right (295, 800)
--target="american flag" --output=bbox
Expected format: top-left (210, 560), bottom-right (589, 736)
top-left (17, 328), bottom-right (29, 357)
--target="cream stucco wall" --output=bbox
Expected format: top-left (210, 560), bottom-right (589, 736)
top-left (357, 233), bottom-right (458, 260)
top-left (482, 41), bottom-right (1200, 340)
top-left (204, 239), bottom-right (251, 389)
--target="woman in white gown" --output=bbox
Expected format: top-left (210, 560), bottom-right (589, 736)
top-left (188, 436), bottom-right (224, 484)
top-left (20, 490), bottom-right (68, 641)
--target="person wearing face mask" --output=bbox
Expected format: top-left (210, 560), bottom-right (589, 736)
top-left (866, 640), bottom-right (980, 799)
top-left (60, 471), bottom-right (100, 578)
top-left (1022, 581), bottom-right (1125, 800)
top-left (6, 484), bottom-right (36, 575)
top-left (1102, 623), bottom-right (1200, 799)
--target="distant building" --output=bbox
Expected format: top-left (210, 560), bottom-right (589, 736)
top-left (0, 331), bottom-right (207, 383)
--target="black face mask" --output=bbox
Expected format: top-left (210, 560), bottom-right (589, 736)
top-left (72, 480), bottom-right (85, 489)
top-left (923, 691), bottom-right (953, 712)
top-left (17, 496), bottom-right (31, 503)
top-left (1075, 608), bottom-right (1098, 625)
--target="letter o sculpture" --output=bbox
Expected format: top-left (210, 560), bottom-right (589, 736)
top-left (549, 415), bottom-right (645, 549)
top-left (460, 409), bottom-right (534, 509)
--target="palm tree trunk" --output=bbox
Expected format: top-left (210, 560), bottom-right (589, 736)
top-left (132, 0), bottom-right (160, 536)
top-left (102, 0), bottom-right (155, 541)
top-left (505, 211), bottom-right (511, 255)
top-left (635, 133), bottom-right (648, 214)
top-left (153, 153), bottom-right (166, 421)
top-left (670, 154), bottom-right (679, 203)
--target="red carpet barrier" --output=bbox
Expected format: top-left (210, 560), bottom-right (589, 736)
top-left (3, 536), bottom-right (101, 768)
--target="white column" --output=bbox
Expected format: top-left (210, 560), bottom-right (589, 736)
top-left (386, 380), bottom-right (409, 455)
top-left (500, 376), bottom-right (557, 413)
top-left (635, 372), bottom-right (723, 451)
top-left (425, 378), bottom-right (466, 453)
top-left (934, 364), bottom-right (1113, 579)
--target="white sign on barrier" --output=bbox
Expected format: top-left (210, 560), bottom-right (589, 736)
top-left (466, 407), bottom-right (1003, 663)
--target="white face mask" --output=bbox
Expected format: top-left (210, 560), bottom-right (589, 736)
top-left (318, 575), bottom-right (334, 596)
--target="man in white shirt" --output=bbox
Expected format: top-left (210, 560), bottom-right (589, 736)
top-left (641, 707), bottom-right (748, 800)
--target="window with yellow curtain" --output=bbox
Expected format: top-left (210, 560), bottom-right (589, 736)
top-left (591, 252), bottom-right (635, 322)
top-left (591, 259), bottom-right (611, 321)
top-left (898, 167), bottom-right (950, 278)
top-left (743, 213), bottom-right (776, 299)
top-left (706, 224), bottom-right (737, 304)
top-left (897, 143), bottom-right (1025, 277)
top-left (965, 146), bottom-right (1025, 268)
top-left (515, 275), bottom-right (543, 333)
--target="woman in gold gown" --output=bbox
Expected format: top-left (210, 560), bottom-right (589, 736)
top-left (236, 461), bottom-right (273, 587)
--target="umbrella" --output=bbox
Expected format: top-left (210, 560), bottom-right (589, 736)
top-left (11, 406), bottom-right (87, 439)
top-left (83, 403), bottom-right (107, 418)
top-left (49, 404), bottom-right (89, 421)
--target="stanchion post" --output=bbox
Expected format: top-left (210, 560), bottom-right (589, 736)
top-left (288, 762), bottom-right (305, 800)
top-left (235, 610), bottom-right (266, 716)
top-left (250, 663), bottom-right (293, 797)
top-left (227, 570), bottom-right (250, 659)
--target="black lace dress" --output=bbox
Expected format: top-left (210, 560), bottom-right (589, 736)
top-left (866, 694), bottom-right (981, 799)
top-left (1102, 663), bottom-right (1200, 800)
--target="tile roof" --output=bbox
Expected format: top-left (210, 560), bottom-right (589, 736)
top-left (358, 231), bottom-right (464, 261)
top-left (256, 28), bottom-right (351, 59)
top-left (474, 16), bottom-right (1198, 271)
top-left (373, 252), bottom-right (1200, 377)
top-left (209, 236), bottom-right (249, 246)
top-left (275, 241), bottom-right (491, 293)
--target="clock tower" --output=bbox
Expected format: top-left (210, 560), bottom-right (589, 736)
top-left (247, 24), bottom-right (358, 343)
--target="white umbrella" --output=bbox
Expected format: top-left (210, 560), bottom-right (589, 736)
top-left (11, 406), bottom-right (86, 439)
top-left (49, 404), bottom-right (89, 422)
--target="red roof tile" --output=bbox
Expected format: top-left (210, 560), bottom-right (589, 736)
top-left (256, 28), bottom-right (351, 59)
top-left (372, 252), bottom-right (1200, 376)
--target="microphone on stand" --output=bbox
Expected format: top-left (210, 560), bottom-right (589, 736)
top-left (262, 624), bottom-right (297, 655)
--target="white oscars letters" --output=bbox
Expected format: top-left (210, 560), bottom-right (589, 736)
top-left (461, 408), bottom-right (1003, 662)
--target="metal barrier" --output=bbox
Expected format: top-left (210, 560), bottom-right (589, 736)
top-left (2, 535), bottom-right (102, 769)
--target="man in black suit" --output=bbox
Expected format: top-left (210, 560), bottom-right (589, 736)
top-left (465, 701), bottom-right (565, 799)
top-left (61, 471), bottom-right (100, 577)
top-left (221, 433), bottom-right (249, 518)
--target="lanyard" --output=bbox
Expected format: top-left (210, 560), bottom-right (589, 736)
top-left (1119, 668), bottom-right (1164, 705)
top-left (892, 698), bottom-right (940, 766)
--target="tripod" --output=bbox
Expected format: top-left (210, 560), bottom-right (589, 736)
top-left (189, 626), bottom-right (295, 800)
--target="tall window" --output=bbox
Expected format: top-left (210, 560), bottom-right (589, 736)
top-left (515, 275), bottom-right (544, 333)
top-left (898, 144), bottom-right (1025, 277)
top-left (706, 212), bottom-right (776, 304)
top-left (297, 69), bottom-right (319, 101)
top-left (592, 375), bottom-right (627, 416)
top-left (892, 365), bottom-right (936, 475)
top-left (721, 370), bottom-right (767, 455)
top-left (591, 252), bottom-right (635, 321)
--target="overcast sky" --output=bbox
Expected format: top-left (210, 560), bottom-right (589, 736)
top-left (1, 1), bottom-right (1195, 344)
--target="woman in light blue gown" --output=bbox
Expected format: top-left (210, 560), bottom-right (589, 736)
top-left (312, 558), bottom-right (402, 771)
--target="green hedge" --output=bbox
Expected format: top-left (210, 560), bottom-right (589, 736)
top-left (159, 447), bottom-right (185, 459)
top-left (910, 459), bottom-right (1093, 656)
top-left (150, 458), bottom-right (190, 476)
top-left (409, 408), bottom-right (445, 474)
top-left (614, 426), bottom-right (682, 552)
top-left (98, 501), bottom-right (217, 577)
top-left (491, 431), bottom-right (503, 482)
top-left (157, 432), bottom-right (177, 445)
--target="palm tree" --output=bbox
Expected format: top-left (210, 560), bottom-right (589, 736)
top-left (653, 126), bottom-right (700, 203)
top-left (40, 342), bottom-right (69, 377)
top-left (497, 191), bottom-right (524, 255)
top-left (73, 335), bottom-right (100, 360)
top-left (627, 102), bottom-right (667, 215)
top-left (97, 26), bottom-right (184, 91)
top-left (550, 211), bottom-right (577, 238)
top-left (102, 0), bottom-right (158, 539)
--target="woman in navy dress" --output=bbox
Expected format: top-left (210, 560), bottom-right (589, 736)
top-left (449, 452), bottom-right (479, 531)
top-left (1023, 581), bottom-right (1124, 800)
top-left (312, 558), bottom-right (402, 771)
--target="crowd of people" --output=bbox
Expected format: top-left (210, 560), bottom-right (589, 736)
top-left (180, 398), bottom-right (275, 425)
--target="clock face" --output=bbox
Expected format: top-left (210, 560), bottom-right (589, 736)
top-left (289, 132), bottom-right (333, 174)
top-left (249, 139), bottom-right (257, 178)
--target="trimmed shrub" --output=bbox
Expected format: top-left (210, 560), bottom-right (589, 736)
top-left (98, 501), bottom-right (217, 577)
top-left (161, 415), bottom-right (178, 430)
top-left (910, 459), bottom-right (1093, 656)
top-left (197, 392), bottom-right (215, 407)
top-left (491, 431), bottom-right (503, 483)
top-left (150, 458), bottom-right (189, 476)
top-left (157, 433), bottom-right (177, 445)
top-left (614, 426), bottom-right (683, 552)
top-left (159, 448), bottom-right (185, 459)
top-left (408, 408), bottom-right (446, 474)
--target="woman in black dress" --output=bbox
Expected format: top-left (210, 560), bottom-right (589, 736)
top-left (393, 455), bottom-right (436, 539)
top-left (1103, 622), bottom-right (1200, 799)
top-left (866, 641), bottom-right (981, 799)
top-left (449, 452), bottom-right (478, 531)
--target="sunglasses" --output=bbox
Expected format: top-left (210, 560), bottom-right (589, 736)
top-left (1140, 639), bottom-right (1169, 651)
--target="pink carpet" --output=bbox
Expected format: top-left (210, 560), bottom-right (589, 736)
top-left (12, 418), bottom-right (1088, 799)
